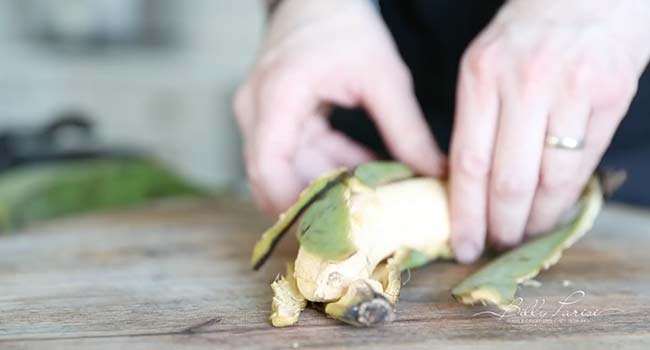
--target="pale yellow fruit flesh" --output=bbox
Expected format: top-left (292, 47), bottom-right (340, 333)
top-left (270, 264), bottom-right (307, 327)
top-left (294, 178), bottom-right (451, 302)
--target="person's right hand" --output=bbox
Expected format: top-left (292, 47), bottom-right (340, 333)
top-left (234, 0), bottom-right (445, 215)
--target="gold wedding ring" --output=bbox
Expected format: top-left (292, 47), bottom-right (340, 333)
top-left (545, 135), bottom-right (585, 150)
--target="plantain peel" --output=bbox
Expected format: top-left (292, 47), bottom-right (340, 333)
top-left (451, 177), bottom-right (603, 308)
top-left (250, 161), bottom-right (605, 327)
top-left (353, 161), bottom-right (413, 187)
top-left (250, 168), bottom-right (348, 270)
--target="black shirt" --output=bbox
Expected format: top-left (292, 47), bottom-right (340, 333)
top-left (331, 0), bottom-right (650, 205)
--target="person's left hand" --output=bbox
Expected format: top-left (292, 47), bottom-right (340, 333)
top-left (449, 0), bottom-right (650, 262)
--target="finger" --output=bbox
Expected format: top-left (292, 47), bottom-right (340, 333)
top-left (361, 65), bottom-right (446, 177)
top-left (249, 175), bottom-right (276, 215)
top-left (577, 69), bottom-right (638, 180)
top-left (252, 72), bottom-right (315, 214)
top-left (302, 117), bottom-right (377, 168)
top-left (294, 132), bottom-right (375, 185)
top-left (449, 65), bottom-right (500, 263)
top-left (293, 143), bottom-right (339, 184)
top-left (290, 113), bottom-right (375, 183)
top-left (487, 88), bottom-right (549, 249)
top-left (577, 101), bottom-right (631, 184)
top-left (526, 99), bottom-right (590, 236)
top-left (253, 125), bottom-right (306, 214)
top-left (235, 85), bottom-right (275, 213)
top-left (318, 132), bottom-right (377, 167)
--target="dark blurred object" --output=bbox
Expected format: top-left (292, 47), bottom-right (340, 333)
top-left (0, 114), bottom-right (202, 233)
top-left (0, 111), bottom-right (128, 172)
top-left (16, 0), bottom-right (177, 49)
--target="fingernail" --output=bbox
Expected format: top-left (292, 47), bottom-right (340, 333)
top-left (455, 240), bottom-right (481, 264)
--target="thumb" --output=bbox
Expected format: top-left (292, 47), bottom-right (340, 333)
top-left (362, 65), bottom-right (446, 176)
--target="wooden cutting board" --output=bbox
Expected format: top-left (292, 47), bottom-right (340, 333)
top-left (0, 198), bottom-right (649, 349)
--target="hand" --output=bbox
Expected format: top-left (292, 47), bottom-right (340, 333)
top-left (450, 0), bottom-right (650, 262)
top-left (234, 0), bottom-right (445, 214)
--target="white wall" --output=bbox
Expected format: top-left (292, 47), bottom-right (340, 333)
top-left (0, 0), bottom-right (265, 189)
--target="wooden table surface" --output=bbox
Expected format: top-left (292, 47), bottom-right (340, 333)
top-left (1, 198), bottom-right (649, 349)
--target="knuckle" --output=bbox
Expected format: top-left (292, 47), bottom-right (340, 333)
top-left (452, 148), bottom-right (491, 181)
top-left (539, 163), bottom-right (578, 193)
top-left (538, 153), bottom-right (581, 192)
top-left (257, 69), bottom-right (285, 97)
top-left (539, 171), bottom-right (572, 193)
top-left (388, 60), bottom-right (414, 87)
top-left (566, 59), bottom-right (594, 96)
top-left (492, 171), bottom-right (532, 199)
top-left (597, 77), bottom-right (637, 109)
top-left (258, 56), bottom-right (298, 83)
top-left (462, 41), bottom-right (501, 79)
top-left (589, 60), bottom-right (638, 109)
top-left (256, 66), bottom-right (301, 109)
top-left (586, 130), bottom-right (614, 152)
top-left (520, 37), bottom-right (556, 78)
top-left (519, 54), bottom-right (551, 87)
top-left (372, 56), bottom-right (413, 90)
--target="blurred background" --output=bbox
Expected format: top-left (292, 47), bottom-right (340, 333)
top-left (0, 0), bottom-right (265, 232)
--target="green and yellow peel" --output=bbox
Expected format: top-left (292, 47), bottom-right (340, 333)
top-left (250, 168), bottom-right (348, 269)
top-left (451, 177), bottom-right (603, 307)
top-left (297, 182), bottom-right (356, 260)
top-left (251, 161), bottom-right (605, 327)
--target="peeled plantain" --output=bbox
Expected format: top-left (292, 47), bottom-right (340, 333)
top-left (251, 161), bottom-right (604, 327)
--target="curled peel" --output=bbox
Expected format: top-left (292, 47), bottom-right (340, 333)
top-left (250, 162), bottom-right (417, 270)
top-left (451, 176), bottom-right (603, 308)
top-left (297, 182), bottom-right (356, 260)
top-left (250, 168), bottom-right (348, 270)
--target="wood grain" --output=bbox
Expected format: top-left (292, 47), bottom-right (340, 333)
top-left (0, 198), bottom-right (649, 349)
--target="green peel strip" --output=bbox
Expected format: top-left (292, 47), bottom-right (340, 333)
top-left (297, 182), bottom-right (356, 260)
top-left (353, 161), bottom-right (414, 188)
top-left (250, 168), bottom-right (348, 269)
top-left (451, 177), bottom-right (603, 308)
